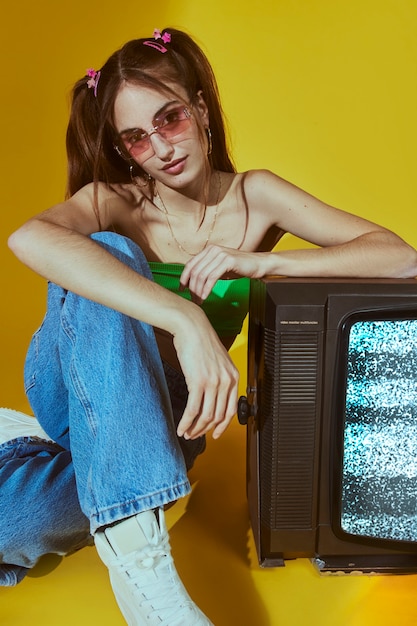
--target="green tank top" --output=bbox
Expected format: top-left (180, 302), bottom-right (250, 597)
top-left (149, 262), bottom-right (250, 337)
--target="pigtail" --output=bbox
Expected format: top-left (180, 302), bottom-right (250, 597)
top-left (162, 28), bottom-right (235, 173)
top-left (66, 73), bottom-right (131, 198)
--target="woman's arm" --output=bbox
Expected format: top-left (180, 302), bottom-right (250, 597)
top-left (249, 169), bottom-right (417, 277)
top-left (8, 184), bottom-right (238, 440)
top-left (181, 169), bottom-right (417, 302)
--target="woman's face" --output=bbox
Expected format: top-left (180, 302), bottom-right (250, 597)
top-left (113, 82), bottom-right (209, 191)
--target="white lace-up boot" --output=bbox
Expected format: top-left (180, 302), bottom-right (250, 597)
top-left (0, 407), bottom-right (52, 445)
top-left (95, 508), bottom-right (214, 626)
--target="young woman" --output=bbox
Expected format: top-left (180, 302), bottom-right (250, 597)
top-left (2, 27), bottom-right (416, 625)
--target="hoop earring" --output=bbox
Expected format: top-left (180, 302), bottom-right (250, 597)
top-left (206, 127), bottom-right (213, 156)
top-left (130, 165), bottom-right (152, 188)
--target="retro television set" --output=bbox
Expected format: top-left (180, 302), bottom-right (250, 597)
top-left (238, 277), bottom-right (417, 573)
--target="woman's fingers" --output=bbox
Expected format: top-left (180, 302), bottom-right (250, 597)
top-left (181, 245), bottom-right (261, 302)
top-left (176, 342), bottom-right (239, 439)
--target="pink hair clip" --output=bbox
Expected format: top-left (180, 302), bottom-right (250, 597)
top-left (86, 68), bottom-right (101, 97)
top-left (153, 28), bottom-right (171, 44)
top-left (143, 28), bottom-right (171, 53)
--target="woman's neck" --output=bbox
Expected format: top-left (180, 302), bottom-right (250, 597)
top-left (154, 170), bottom-right (222, 225)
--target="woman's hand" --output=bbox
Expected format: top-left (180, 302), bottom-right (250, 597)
top-left (180, 244), bottom-right (266, 304)
top-left (172, 306), bottom-right (239, 440)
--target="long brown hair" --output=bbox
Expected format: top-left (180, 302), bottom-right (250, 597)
top-left (66, 28), bottom-right (235, 198)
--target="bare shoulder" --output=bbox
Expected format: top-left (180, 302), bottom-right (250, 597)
top-left (240, 169), bottom-right (293, 202)
top-left (240, 168), bottom-right (335, 218)
top-left (236, 169), bottom-right (299, 228)
top-left (37, 182), bottom-right (141, 234)
top-left (74, 180), bottom-right (144, 214)
top-left (70, 181), bottom-right (137, 207)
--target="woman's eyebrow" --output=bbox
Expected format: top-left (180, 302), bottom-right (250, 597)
top-left (118, 100), bottom-right (183, 137)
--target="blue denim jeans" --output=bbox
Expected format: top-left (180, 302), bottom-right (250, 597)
top-left (0, 233), bottom-right (205, 586)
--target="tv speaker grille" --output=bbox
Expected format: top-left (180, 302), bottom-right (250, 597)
top-left (260, 329), bottom-right (320, 530)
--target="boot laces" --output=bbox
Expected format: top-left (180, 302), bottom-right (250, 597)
top-left (111, 533), bottom-right (199, 625)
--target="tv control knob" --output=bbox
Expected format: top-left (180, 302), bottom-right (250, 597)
top-left (237, 395), bottom-right (250, 425)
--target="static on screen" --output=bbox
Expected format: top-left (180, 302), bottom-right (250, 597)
top-left (341, 320), bottom-right (417, 542)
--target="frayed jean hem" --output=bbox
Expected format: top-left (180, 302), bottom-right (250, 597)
top-left (90, 480), bottom-right (192, 534)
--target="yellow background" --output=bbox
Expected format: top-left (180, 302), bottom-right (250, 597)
top-left (1, 1), bottom-right (417, 624)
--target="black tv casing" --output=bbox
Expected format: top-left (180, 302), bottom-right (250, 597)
top-left (241, 277), bottom-right (417, 574)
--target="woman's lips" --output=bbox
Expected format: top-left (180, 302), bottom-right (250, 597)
top-left (162, 157), bottom-right (187, 175)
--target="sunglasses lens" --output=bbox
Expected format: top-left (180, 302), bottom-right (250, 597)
top-left (121, 134), bottom-right (149, 158)
top-left (158, 107), bottom-right (191, 141)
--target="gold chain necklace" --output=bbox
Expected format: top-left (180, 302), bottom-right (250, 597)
top-left (155, 171), bottom-right (222, 257)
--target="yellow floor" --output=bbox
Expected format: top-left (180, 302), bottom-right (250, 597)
top-left (1, 336), bottom-right (417, 625)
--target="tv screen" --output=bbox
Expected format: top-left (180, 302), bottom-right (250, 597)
top-left (241, 277), bottom-right (417, 573)
top-left (336, 315), bottom-right (417, 546)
